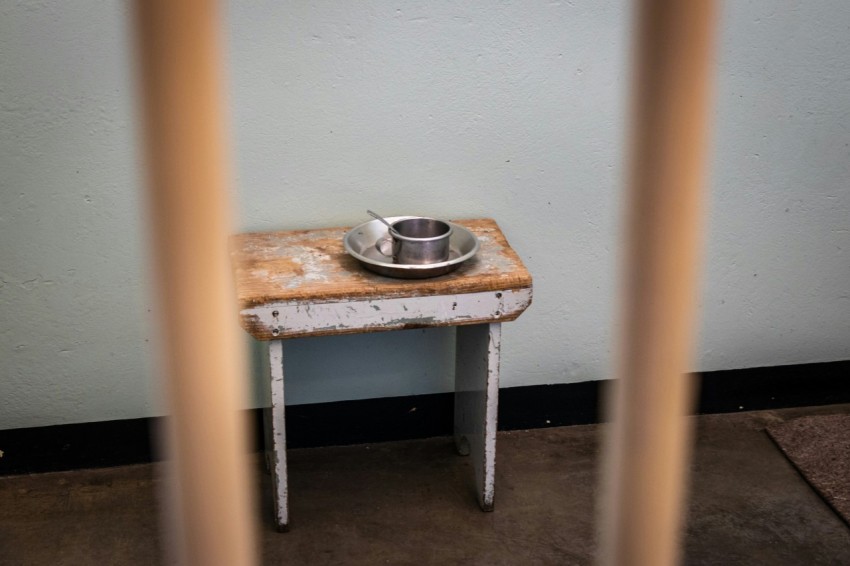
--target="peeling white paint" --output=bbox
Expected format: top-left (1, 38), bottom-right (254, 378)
top-left (244, 288), bottom-right (532, 338)
top-left (454, 323), bottom-right (501, 511)
top-left (483, 323), bottom-right (502, 508)
top-left (267, 340), bottom-right (289, 530)
top-left (266, 320), bottom-right (504, 525)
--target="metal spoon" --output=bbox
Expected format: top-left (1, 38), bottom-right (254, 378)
top-left (367, 210), bottom-right (399, 236)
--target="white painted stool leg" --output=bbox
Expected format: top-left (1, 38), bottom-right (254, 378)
top-left (266, 340), bottom-right (289, 531)
top-left (454, 322), bottom-right (501, 512)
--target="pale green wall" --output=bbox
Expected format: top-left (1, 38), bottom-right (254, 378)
top-left (2, 1), bottom-right (848, 429)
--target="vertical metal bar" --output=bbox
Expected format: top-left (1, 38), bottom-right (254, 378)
top-left (133, 1), bottom-right (257, 564)
top-left (600, 2), bottom-right (718, 565)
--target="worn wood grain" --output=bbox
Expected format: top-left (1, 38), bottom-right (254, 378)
top-left (231, 219), bottom-right (532, 308)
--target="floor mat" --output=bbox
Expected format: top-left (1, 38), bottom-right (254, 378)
top-left (767, 413), bottom-right (850, 526)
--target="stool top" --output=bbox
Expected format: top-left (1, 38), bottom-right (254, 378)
top-left (231, 218), bottom-right (531, 308)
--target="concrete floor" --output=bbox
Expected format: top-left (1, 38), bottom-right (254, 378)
top-left (2, 405), bottom-right (849, 565)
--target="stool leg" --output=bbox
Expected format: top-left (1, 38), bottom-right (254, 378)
top-left (454, 322), bottom-right (501, 512)
top-left (266, 340), bottom-right (289, 531)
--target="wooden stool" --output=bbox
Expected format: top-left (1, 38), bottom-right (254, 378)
top-left (231, 219), bottom-right (532, 531)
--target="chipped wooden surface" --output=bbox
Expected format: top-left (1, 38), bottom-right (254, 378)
top-left (231, 219), bottom-right (531, 307)
top-left (231, 219), bottom-right (533, 340)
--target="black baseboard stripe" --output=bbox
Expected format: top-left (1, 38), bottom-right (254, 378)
top-left (1, 360), bottom-right (848, 475)
top-left (0, 419), bottom-right (155, 477)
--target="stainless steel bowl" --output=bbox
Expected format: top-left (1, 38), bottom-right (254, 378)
top-left (343, 217), bottom-right (479, 279)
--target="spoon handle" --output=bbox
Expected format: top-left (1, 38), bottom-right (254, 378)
top-left (367, 210), bottom-right (397, 234)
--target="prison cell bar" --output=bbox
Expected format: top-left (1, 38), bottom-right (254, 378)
top-left (600, 2), bottom-right (718, 565)
top-left (133, 1), bottom-right (257, 565)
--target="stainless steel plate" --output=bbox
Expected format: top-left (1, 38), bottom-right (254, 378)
top-left (343, 217), bottom-right (480, 279)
